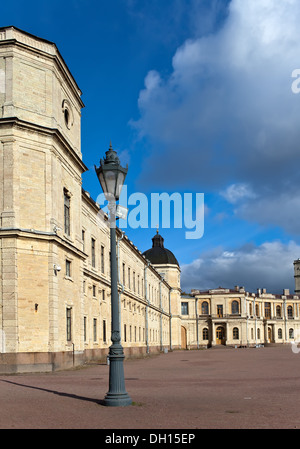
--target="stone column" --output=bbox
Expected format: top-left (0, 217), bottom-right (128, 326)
top-left (211, 321), bottom-right (216, 346)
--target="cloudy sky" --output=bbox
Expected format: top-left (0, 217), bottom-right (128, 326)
top-left (3, 0), bottom-right (300, 294)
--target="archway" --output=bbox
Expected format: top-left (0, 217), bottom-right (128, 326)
top-left (268, 326), bottom-right (272, 343)
top-left (216, 326), bottom-right (226, 345)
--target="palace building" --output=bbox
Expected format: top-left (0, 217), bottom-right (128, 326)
top-left (180, 286), bottom-right (300, 349)
top-left (0, 26), bottom-right (299, 374)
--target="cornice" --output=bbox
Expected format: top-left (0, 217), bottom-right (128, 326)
top-left (0, 117), bottom-right (88, 173)
top-left (0, 227), bottom-right (86, 259)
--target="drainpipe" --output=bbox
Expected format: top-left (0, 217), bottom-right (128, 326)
top-left (145, 261), bottom-right (150, 353)
top-left (245, 296), bottom-right (249, 346)
top-left (169, 288), bottom-right (173, 351)
top-left (159, 279), bottom-right (163, 351)
top-left (254, 297), bottom-right (257, 347)
top-left (284, 298), bottom-right (287, 343)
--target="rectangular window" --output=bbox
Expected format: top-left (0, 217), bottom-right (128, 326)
top-left (82, 230), bottom-right (85, 252)
top-left (91, 238), bottom-right (96, 268)
top-left (181, 302), bottom-right (189, 315)
top-left (101, 245), bottom-right (105, 274)
top-left (265, 302), bottom-right (271, 319)
top-left (124, 324), bottom-right (127, 342)
top-left (217, 305), bottom-right (223, 318)
top-left (93, 285), bottom-right (96, 297)
top-left (128, 267), bottom-right (131, 289)
top-left (65, 260), bottom-right (71, 277)
top-left (133, 272), bottom-right (136, 292)
top-left (64, 190), bottom-right (70, 236)
top-left (122, 263), bottom-right (125, 285)
top-left (93, 318), bottom-right (97, 341)
top-left (66, 308), bottom-right (72, 341)
top-left (102, 289), bottom-right (105, 301)
top-left (103, 320), bottom-right (106, 343)
top-left (138, 275), bottom-right (140, 295)
top-left (84, 316), bottom-right (87, 342)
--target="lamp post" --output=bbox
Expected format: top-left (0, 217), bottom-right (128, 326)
top-left (95, 143), bottom-right (132, 407)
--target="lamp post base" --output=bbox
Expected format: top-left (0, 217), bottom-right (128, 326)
top-left (104, 392), bottom-right (132, 407)
top-left (104, 344), bottom-right (132, 407)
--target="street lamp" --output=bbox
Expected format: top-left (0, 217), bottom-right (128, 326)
top-left (95, 143), bottom-right (132, 407)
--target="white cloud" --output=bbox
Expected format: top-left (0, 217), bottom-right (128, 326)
top-left (237, 191), bottom-right (300, 235)
top-left (180, 240), bottom-right (300, 294)
top-left (132, 0), bottom-right (300, 202)
top-left (221, 183), bottom-right (256, 204)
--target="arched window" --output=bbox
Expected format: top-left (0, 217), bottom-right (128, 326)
top-left (289, 328), bottom-right (294, 339)
top-left (202, 301), bottom-right (209, 315)
top-left (233, 327), bottom-right (239, 339)
top-left (249, 303), bottom-right (253, 316)
top-left (255, 304), bottom-right (260, 316)
top-left (202, 328), bottom-right (209, 340)
top-left (278, 328), bottom-right (282, 339)
top-left (276, 305), bottom-right (281, 318)
top-left (287, 306), bottom-right (293, 319)
top-left (231, 300), bottom-right (239, 314)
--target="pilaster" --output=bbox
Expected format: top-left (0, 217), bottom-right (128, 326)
top-left (0, 137), bottom-right (16, 227)
top-left (0, 237), bottom-right (18, 352)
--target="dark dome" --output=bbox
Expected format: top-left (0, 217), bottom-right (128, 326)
top-left (142, 231), bottom-right (179, 266)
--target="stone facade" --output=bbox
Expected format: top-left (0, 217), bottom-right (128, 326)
top-left (180, 287), bottom-right (300, 349)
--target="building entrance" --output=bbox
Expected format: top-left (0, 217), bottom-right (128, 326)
top-left (268, 326), bottom-right (272, 343)
top-left (181, 326), bottom-right (187, 349)
top-left (216, 326), bottom-right (226, 345)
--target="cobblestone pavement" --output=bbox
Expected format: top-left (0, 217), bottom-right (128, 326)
top-left (0, 345), bottom-right (299, 429)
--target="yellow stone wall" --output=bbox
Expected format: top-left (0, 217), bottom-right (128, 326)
top-left (0, 27), bottom-right (182, 373)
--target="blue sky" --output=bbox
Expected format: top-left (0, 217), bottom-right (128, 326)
top-left (3, 0), bottom-right (300, 294)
